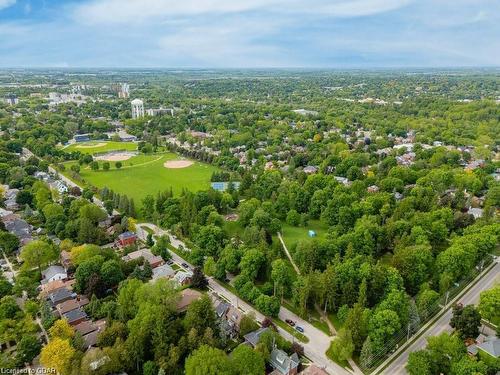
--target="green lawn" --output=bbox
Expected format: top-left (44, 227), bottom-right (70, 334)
top-left (60, 152), bottom-right (219, 207)
top-left (280, 219), bottom-right (329, 249)
top-left (224, 220), bottom-right (244, 237)
top-left (64, 141), bottom-right (138, 154)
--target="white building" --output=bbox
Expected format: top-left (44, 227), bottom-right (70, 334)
top-left (41, 265), bottom-right (67, 284)
top-left (146, 107), bottom-right (174, 117)
top-left (4, 94), bottom-right (19, 105)
top-left (118, 83), bottom-right (129, 98)
top-left (131, 99), bottom-right (144, 119)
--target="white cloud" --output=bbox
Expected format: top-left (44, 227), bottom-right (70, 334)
top-left (73, 0), bottom-right (413, 24)
top-left (156, 17), bottom-right (290, 67)
top-left (0, 0), bottom-right (15, 11)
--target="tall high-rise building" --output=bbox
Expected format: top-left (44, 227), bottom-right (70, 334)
top-left (118, 83), bottom-right (129, 98)
top-left (4, 94), bottom-right (19, 105)
top-left (131, 99), bottom-right (144, 119)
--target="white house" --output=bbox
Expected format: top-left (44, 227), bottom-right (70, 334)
top-left (41, 265), bottom-right (68, 285)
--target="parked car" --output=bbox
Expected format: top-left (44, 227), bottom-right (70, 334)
top-left (295, 326), bottom-right (304, 333)
top-left (181, 262), bottom-right (190, 269)
top-left (285, 319), bottom-right (295, 326)
top-left (166, 259), bottom-right (174, 265)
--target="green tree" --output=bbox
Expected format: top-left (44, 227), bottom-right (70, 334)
top-left (203, 256), bottom-right (217, 276)
top-left (15, 335), bottom-right (41, 366)
top-left (478, 285), bottom-right (500, 323)
top-left (406, 350), bottom-right (432, 375)
top-left (20, 240), bottom-right (57, 275)
top-left (231, 344), bottom-right (265, 375)
top-left (286, 209), bottom-right (300, 226)
top-left (115, 161), bottom-right (122, 169)
top-left (184, 295), bottom-right (216, 333)
top-left (327, 328), bottom-right (355, 362)
top-left (255, 295), bottom-right (280, 317)
top-left (185, 345), bottom-right (234, 375)
top-left (239, 249), bottom-right (265, 279)
top-left (271, 259), bottom-right (293, 301)
top-left (0, 232), bottom-right (20, 254)
top-left (100, 260), bottom-right (124, 289)
top-left (450, 304), bottom-right (482, 340)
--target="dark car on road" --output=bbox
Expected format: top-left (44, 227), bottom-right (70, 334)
top-left (295, 326), bottom-right (304, 333)
top-left (285, 319), bottom-right (295, 326)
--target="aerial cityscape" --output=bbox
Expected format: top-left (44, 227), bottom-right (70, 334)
top-left (0, 1), bottom-right (499, 375)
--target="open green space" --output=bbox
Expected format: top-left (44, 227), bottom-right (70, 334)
top-left (64, 140), bottom-right (138, 154)
top-left (60, 152), bottom-right (219, 207)
top-left (280, 219), bottom-right (329, 249)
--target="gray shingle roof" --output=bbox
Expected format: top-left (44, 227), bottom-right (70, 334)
top-left (63, 308), bottom-right (87, 323)
top-left (243, 327), bottom-right (269, 347)
top-left (270, 348), bottom-right (299, 375)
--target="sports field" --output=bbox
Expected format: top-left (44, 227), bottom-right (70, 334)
top-left (61, 152), bottom-right (219, 206)
top-left (64, 141), bottom-right (138, 154)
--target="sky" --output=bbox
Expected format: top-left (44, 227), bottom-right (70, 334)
top-left (0, 0), bottom-right (499, 68)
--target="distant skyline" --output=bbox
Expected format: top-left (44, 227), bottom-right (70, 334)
top-left (0, 0), bottom-right (499, 68)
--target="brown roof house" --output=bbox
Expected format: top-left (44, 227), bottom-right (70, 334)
top-left (176, 289), bottom-right (202, 313)
top-left (121, 249), bottom-right (164, 269)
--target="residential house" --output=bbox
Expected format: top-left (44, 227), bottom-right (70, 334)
top-left (40, 280), bottom-right (66, 297)
top-left (41, 265), bottom-right (67, 285)
top-left (176, 289), bottom-right (202, 313)
top-left (224, 306), bottom-right (243, 337)
top-left (467, 207), bottom-right (484, 219)
top-left (334, 176), bottom-right (351, 186)
top-left (151, 263), bottom-right (176, 280)
top-left (243, 327), bottom-right (269, 348)
top-left (303, 166), bottom-right (318, 174)
top-left (477, 337), bottom-right (500, 359)
top-left (34, 171), bottom-right (50, 181)
top-left (74, 320), bottom-right (98, 337)
top-left (122, 249), bottom-right (164, 269)
top-left (269, 348), bottom-right (300, 375)
top-left (55, 296), bottom-right (89, 316)
top-left (174, 270), bottom-right (193, 286)
top-left (2, 213), bottom-right (33, 245)
top-left (215, 300), bottom-right (230, 319)
top-left (465, 159), bottom-right (485, 171)
top-left (63, 308), bottom-right (88, 326)
top-left (0, 208), bottom-right (13, 218)
top-left (51, 180), bottom-right (68, 194)
top-left (75, 320), bottom-right (106, 349)
top-left (47, 288), bottom-right (74, 306)
top-left (116, 231), bottom-right (137, 247)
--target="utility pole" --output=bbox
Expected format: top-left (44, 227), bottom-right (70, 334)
top-left (407, 323), bottom-right (411, 341)
top-left (444, 291), bottom-right (449, 307)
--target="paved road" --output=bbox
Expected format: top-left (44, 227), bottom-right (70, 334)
top-left (379, 260), bottom-right (500, 375)
top-left (137, 223), bottom-right (351, 375)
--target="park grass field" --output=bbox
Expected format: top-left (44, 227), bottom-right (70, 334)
top-left (61, 152), bottom-right (219, 207)
top-left (64, 141), bottom-right (138, 154)
top-left (280, 219), bottom-right (329, 250)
